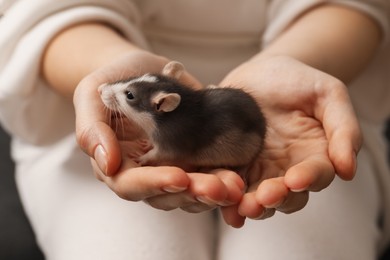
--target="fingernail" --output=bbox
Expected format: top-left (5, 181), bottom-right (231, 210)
top-left (94, 145), bottom-right (108, 175)
top-left (265, 200), bottom-right (284, 209)
top-left (196, 196), bottom-right (219, 205)
top-left (162, 185), bottom-right (187, 193)
top-left (219, 200), bottom-right (235, 207)
top-left (290, 188), bottom-right (307, 192)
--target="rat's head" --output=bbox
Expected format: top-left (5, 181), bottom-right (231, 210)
top-left (99, 73), bottom-right (183, 135)
top-left (100, 74), bottom-right (182, 112)
top-left (98, 61), bottom-right (187, 135)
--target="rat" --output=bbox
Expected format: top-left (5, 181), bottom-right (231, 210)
top-left (99, 61), bottom-right (266, 171)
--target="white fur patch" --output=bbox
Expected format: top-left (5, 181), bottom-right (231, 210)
top-left (122, 109), bottom-right (157, 137)
top-left (127, 74), bottom-right (158, 85)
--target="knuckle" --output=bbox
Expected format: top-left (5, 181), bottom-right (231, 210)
top-left (112, 182), bottom-right (138, 202)
top-left (147, 200), bottom-right (177, 211)
top-left (277, 191), bottom-right (309, 214)
top-left (205, 174), bottom-right (224, 188)
top-left (75, 127), bottom-right (94, 154)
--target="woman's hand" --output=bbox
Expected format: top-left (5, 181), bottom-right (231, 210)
top-left (74, 50), bottom-right (203, 174)
top-left (73, 50), bottom-right (244, 212)
top-left (219, 56), bottom-right (362, 227)
top-left (218, 3), bottom-right (380, 228)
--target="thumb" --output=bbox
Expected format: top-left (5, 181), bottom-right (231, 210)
top-left (317, 81), bottom-right (362, 180)
top-left (74, 77), bottom-right (122, 176)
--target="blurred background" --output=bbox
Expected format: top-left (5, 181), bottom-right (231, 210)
top-left (0, 126), bottom-right (44, 260)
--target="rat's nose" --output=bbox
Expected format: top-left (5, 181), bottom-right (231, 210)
top-left (97, 84), bottom-right (107, 95)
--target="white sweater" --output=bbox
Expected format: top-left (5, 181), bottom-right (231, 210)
top-left (1, 0), bottom-right (390, 252)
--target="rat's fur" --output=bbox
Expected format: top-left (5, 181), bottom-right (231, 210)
top-left (99, 62), bottom-right (266, 170)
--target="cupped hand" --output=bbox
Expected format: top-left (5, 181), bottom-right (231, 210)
top-left (90, 139), bottom-right (244, 212)
top-left (73, 50), bottom-right (244, 212)
top-left (219, 55), bottom-right (362, 227)
top-left (74, 50), bottom-right (201, 175)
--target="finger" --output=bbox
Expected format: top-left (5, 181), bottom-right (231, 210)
top-left (144, 170), bottom-right (239, 212)
top-left (220, 205), bottom-right (246, 228)
top-left (211, 169), bottom-right (246, 205)
top-left (145, 191), bottom-right (217, 213)
top-left (186, 173), bottom-right (229, 205)
top-left (180, 71), bottom-right (203, 90)
top-left (145, 190), bottom-right (214, 212)
top-left (102, 165), bottom-right (190, 201)
top-left (238, 192), bottom-right (273, 220)
top-left (74, 76), bottom-right (122, 176)
top-left (254, 177), bottom-right (308, 216)
top-left (284, 156), bottom-right (335, 192)
top-left (328, 122), bottom-right (361, 180)
top-left (255, 177), bottom-right (289, 208)
top-left (180, 203), bottom-right (216, 213)
top-left (316, 80), bottom-right (362, 180)
top-left (276, 191), bottom-right (309, 214)
top-left (144, 191), bottom-right (197, 211)
top-left (90, 158), bottom-right (105, 182)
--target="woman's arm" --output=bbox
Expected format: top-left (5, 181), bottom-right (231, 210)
top-left (260, 4), bottom-right (381, 83)
top-left (42, 23), bottom-right (144, 98)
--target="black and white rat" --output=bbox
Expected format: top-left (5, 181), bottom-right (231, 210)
top-left (99, 62), bottom-right (266, 171)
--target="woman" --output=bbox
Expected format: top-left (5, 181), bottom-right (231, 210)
top-left (0, 1), bottom-right (389, 259)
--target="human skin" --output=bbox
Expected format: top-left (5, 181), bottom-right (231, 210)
top-left (42, 4), bottom-right (380, 226)
top-left (43, 25), bottom-right (244, 212)
top-left (219, 4), bottom-right (381, 226)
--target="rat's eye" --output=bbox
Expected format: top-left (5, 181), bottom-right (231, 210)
top-left (126, 91), bottom-right (135, 100)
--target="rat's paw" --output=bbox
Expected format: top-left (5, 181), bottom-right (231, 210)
top-left (126, 150), bottom-right (144, 162)
top-left (136, 138), bottom-right (153, 153)
top-left (137, 149), bottom-right (159, 166)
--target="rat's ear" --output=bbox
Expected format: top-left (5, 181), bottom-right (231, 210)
top-left (152, 92), bottom-right (181, 112)
top-left (162, 61), bottom-right (185, 80)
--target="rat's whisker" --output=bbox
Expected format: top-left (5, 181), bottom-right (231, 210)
top-left (117, 105), bottom-right (127, 139)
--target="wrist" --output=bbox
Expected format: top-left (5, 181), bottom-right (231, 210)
top-left (253, 4), bottom-right (380, 84)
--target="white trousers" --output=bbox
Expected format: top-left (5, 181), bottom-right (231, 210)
top-left (14, 135), bottom-right (382, 260)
